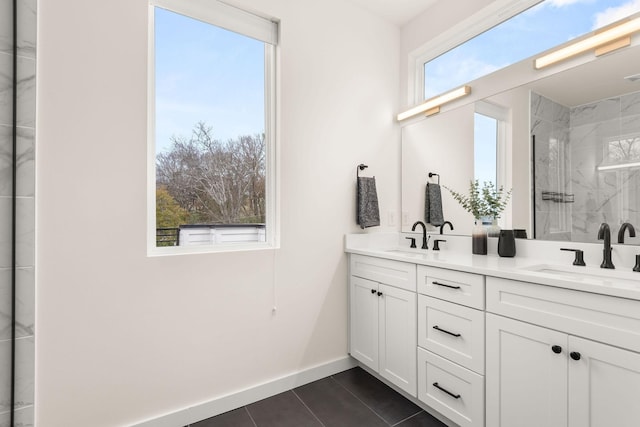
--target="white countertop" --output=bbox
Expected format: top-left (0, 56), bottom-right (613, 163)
top-left (345, 232), bottom-right (640, 301)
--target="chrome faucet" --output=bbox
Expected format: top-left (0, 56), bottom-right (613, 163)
top-left (597, 223), bottom-right (615, 269)
top-left (439, 221), bottom-right (454, 234)
top-left (618, 222), bottom-right (636, 244)
top-left (412, 220), bottom-right (429, 249)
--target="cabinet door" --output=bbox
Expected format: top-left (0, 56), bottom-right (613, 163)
top-left (350, 276), bottom-right (379, 371)
top-left (568, 336), bottom-right (640, 427)
top-left (486, 314), bottom-right (567, 427)
top-left (378, 283), bottom-right (417, 396)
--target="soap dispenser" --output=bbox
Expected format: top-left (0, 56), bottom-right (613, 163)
top-left (498, 230), bottom-right (516, 257)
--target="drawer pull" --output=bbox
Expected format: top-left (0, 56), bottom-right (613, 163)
top-left (377, 291), bottom-right (383, 297)
top-left (433, 382), bottom-right (461, 399)
top-left (432, 281), bottom-right (461, 290)
top-left (433, 325), bottom-right (461, 337)
top-left (570, 351), bottom-right (581, 361)
top-left (551, 345), bottom-right (562, 354)
top-left (370, 289), bottom-right (376, 294)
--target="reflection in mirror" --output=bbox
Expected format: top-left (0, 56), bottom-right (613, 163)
top-left (401, 105), bottom-right (475, 235)
top-left (421, 1), bottom-right (640, 100)
top-left (474, 100), bottom-right (509, 193)
top-left (532, 90), bottom-right (640, 244)
top-left (474, 112), bottom-right (497, 185)
top-left (401, 42), bottom-right (640, 244)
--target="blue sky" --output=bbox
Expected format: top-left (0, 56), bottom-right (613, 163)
top-left (154, 8), bottom-right (265, 153)
top-left (475, 113), bottom-right (498, 185)
top-left (153, 1), bottom-right (640, 155)
top-left (425, 0), bottom-right (640, 98)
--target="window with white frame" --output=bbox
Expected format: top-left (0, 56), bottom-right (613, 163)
top-left (419, 0), bottom-right (640, 100)
top-left (474, 112), bottom-right (498, 184)
top-left (148, 0), bottom-right (278, 253)
top-left (475, 101), bottom-right (510, 226)
top-left (475, 101), bottom-right (508, 185)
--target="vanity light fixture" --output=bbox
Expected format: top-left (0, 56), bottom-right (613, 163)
top-left (534, 16), bottom-right (640, 69)
top-left (397, 85), bottom-right (471, 121)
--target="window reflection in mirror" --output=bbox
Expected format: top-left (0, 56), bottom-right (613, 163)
top-left (474, 101), bottom-right (510, 226)
top-left (474, 113), bottom-right (497, 186)
top-left (423, 0), bottom-right (640, 100)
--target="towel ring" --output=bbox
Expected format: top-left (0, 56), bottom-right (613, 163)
top-left (429, 172), bottom-right (440, 185)
top-left (357, 164), bottom-right (368, 178)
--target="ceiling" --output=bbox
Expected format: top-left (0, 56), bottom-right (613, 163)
top-left (528, 44), bottom-right (640, 107)
top-left (347, 0), bottom-right (438, 26)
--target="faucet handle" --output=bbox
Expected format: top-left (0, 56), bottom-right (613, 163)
top-left (432, 239), bottom-right (446, 251)
top-left (423, 235), bottom-right (431, 250)
top-left (560, 248), bottom-right (586, 266)
top-left (405, 236), bottom-right (416, 249)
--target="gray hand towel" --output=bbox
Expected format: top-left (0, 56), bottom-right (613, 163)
top-left (425, 183), bottom-right (444, 227)
top-left (357, 177), bottom-right (380, 229)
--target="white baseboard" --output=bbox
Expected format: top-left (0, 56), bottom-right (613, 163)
top-left (131, 356), bottom-right (357, 427)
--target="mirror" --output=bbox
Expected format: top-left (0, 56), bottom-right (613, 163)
top-left (401, 42), bottom-right (640, 244)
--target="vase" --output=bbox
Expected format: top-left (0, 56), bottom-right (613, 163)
top-left (472, 219), bottom-right (487, 255)
top-left (487, 218), bottom-right (501, 238)
top-left (498, 229), bottom-right (516, 257)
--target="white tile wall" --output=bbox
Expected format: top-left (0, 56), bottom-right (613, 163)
top-left (0, 1), bottom-right (35, 424)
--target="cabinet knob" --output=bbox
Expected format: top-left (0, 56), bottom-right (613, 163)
top-left (371, 289), bottom-right (376, 294)
top-left (377, 291), bottom-right (383, 297)
top-left (551, 345), bottom-right (562, 354)
top-left (570, 351), bottom-right (581, 361)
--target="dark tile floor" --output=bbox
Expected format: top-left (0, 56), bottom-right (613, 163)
top-left (189, 367), bottom-right (447, 427)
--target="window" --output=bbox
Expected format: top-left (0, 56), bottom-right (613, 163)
top-left (418, 0), bottom-right (640, 100)
top-left (148, 0), bottom-right (278, 254)
top-left (600, 133), bottom-right (640, 170)
top-left (475, 101), bottom-right (508, 187)
top-left (475, 101), bottom-right (509, 225)
top-left (474, 113), bottom-right (498, 186)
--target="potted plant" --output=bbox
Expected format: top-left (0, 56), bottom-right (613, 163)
top-left (445, 180), bottom-right (512, 254)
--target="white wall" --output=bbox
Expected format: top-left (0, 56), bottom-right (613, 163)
top-left (487, 86), bottom-right (532, 233)
top-left (35, 0), bottom-right (400, 425)
top-left (401, 104), bottom-right (475, 234)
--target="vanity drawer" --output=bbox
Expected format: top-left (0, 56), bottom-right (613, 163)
top-left (417, 347), bottom-right (484, 427)
top-left (487, 276), bottom-right (640, 352)
top-left (418, 295), bottom-right (485, 374)
top-left (418, 266), bottom-right (485, 309)
top-left (350, 254), bottom-right (416, 292)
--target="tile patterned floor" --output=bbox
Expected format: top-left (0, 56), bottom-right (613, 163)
top-left (189, 367), bottom-right (446, 427)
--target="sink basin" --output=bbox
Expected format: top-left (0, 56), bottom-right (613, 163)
top-left (384, 248), bottom-right (451, 262)
top-left (520, 263), bottom-right (640, 287)
top-left (385, 248), bottom-right (428, 257)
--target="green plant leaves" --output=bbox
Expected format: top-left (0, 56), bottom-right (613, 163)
top-left (444, 180), bottom-right (512, 219)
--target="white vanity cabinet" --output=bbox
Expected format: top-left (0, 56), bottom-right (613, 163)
top-left (349, 254), bottom-right (417, 396)
top-left (346, 240), bottom-right (640, 427)
top-left (416, 266), bottom-right (486, 427)
top-left (486, 277), bottom-right (640, 427)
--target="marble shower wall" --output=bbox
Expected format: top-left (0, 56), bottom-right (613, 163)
top-left (531, 92), bottom-right (572, 241)
top-left (531, 90), bottom-right (640, 244)
top-left (570, 91), bottom-right (640, 243)
top-left (0, 0), bottom-right (36, 426)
